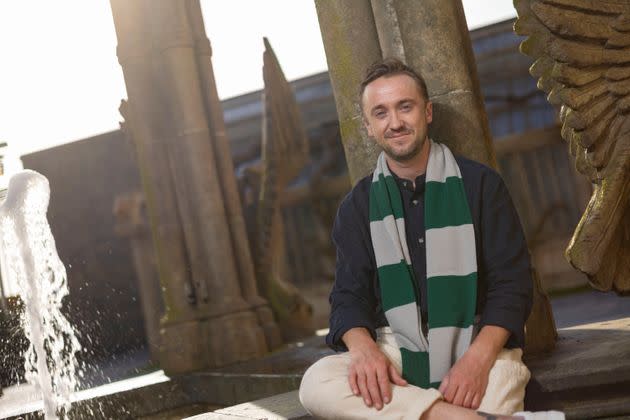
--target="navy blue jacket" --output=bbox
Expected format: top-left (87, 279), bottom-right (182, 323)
top-left (326, 155), bottom-right (533, 351)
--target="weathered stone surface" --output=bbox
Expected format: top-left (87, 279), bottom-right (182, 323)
top-left (254, 39), bottom-right (314, 342)
top-left (428, 91), bottom-right (496, 166)
top-left (112, 3), bottom-right (198, 328)
top-left (187, 3), bottom-right (281, 349)
top-left (205, 311), bottom-right (268, 368)
top-left (110, 0), bottom-right (269, 374)
top-left (524, 317), bottom-right (630, 419)
top-left (114, 192), bottom-right (164, 361)
top-left (314, 0), bottom-right (383, 184)
top-left (371, 0), bottom-right (405, 60)
top-left (184, 391), bottom-right (309, 420)
top-left (525, 270), bottom-right (558, 355)
top-left (526, 318), bottom-right (630, 392)
top-left (160, 319), bottom-right (208, 373)
top-left (393, 0), bottom-right (495, 168)
top-left (1, 368), bottom-right (303, 419)
top-left (515, 0), bottom-right (630, 293)
top-left (395, 0), bottom-right (476, 95)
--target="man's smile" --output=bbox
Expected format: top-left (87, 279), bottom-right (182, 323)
top-left (385, 130), bottom-right (413, 139)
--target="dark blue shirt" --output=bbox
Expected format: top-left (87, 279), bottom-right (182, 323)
top-left (326, 154), bottom-right (533, 351)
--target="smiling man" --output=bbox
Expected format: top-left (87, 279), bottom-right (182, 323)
top-left (299, 59), bottom-right (563, 420)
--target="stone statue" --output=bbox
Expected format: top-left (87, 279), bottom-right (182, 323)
top-left (515, 0), bottom-right (630, 294)
top-left (255, 38), bottom-right (314, 340)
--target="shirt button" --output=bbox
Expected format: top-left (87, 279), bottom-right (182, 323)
top-left (418, 237), bottom-right (424, 244)
top-left (412, 199), bottom-right (418, 206)
top-left (403, 182), bottom-right (408, 187)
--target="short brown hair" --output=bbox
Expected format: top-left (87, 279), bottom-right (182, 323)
top-left (359, 58), bottom-right (429, 103)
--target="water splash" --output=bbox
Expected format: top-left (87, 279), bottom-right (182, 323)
top-left (0, 170), bottom-right (81, 419)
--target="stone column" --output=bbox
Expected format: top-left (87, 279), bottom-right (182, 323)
top-left (111, 1), bottom-right (204, 373)
top-left (113, 192), bottom-right (163, 362)
top-left (315, 0), bottom-right (556, 353)
top-left (110, 0), bottom-right (268, 373)
top-left (314, 0), bottom-right (383, 184)
top-left (186, 0), bottom-right (282, 350)
top-left (388, 0), bottom-right (496, 166)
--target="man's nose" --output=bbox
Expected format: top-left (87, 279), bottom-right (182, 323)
top-left (390, 111), bottom-right (404, 129)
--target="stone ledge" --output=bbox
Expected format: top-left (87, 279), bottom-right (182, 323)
top-left (184, 391), bottom-right (310, 420)
top-left (525, 317), bottom-right (630, 419)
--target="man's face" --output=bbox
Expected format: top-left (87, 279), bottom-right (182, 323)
top-left (362, 74), bottom-right (433, 163)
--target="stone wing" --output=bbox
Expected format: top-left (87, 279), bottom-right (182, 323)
top-left (255, 38), bottom-right (314, 338)
top-left (261, 37), bottom-right (310, 185)
top-left (515, 0), bottom-right (630, 292)
top-left (515, 0), bottom-right (630, 182)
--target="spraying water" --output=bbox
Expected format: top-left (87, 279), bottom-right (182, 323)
top-left (0, 170), bottom-right (81, 419)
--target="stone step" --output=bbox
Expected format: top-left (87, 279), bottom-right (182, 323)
top-left (524, 317), bottom-right (630, 419)
top-left (183, 391), bottom-right (310, 420)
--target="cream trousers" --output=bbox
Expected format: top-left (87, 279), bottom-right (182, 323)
top-left (299, 328), bottom-right (531, 420)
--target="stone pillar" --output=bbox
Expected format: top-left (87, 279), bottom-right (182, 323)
top-left (389, 0), bottom-right (495, 167)
top-left (315, 0), bottom-right (556, 353)
top-left (111, 1), bottom-right (204, 373)
top-left (113, 193), bottom-right (163, 362)
top-left (314, 0), bottom-right (383, 184)
top-left (110, 0), bottom-right (269, 373)
top-left (186, 0), bottom-right (282, 350)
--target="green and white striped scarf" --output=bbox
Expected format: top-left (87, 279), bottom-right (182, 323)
top-left (369, 139), bottom-right (477, 389)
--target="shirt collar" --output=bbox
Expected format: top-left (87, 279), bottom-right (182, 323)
top-left (390, 170), bottom-right (426, 194)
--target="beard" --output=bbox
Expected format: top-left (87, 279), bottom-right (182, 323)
top-left (381, 130), bottom-right (426, 163)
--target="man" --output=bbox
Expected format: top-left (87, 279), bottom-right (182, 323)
top-left (299, 59), bottom-right (562, 420)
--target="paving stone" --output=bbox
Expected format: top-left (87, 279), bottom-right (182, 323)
top-left (183, 391), bottom-right (310, 420)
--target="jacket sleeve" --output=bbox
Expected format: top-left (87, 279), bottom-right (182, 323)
top-left (326, 192), bottom-right (378, 352)
top-left (477, 173), bottom-right (533, 348)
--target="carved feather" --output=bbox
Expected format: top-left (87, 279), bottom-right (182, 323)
top-left (606, 30), bottom-right (630, 48)
top-left (573, 105), bottom-right (615, 148)
top-left (552, 63), bottom-right (604, 86)
top-left (532, 2), bottom-right (613, 41)
top-left (538, 0), bottom-right (627, 15)
top-left (550, 79), bottom-right (607, 111)
top-left (565, 95), bottom-right (613, 130)
top-left (605, 66), bottom-right (630, 80)
top-left (515, 0), bottom-right (630, 292)
top-left (612, 13), bottom-right (630, 31)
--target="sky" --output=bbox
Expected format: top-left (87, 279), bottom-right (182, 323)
top-left (0, 1), bottom-right (518, 161)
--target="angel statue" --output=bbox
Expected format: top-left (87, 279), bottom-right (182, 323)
top-left (253, 38), bottom-right (314, 340)
top-left (515, 0), bottom-right (630, 293)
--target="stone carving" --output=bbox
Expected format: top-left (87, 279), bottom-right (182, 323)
top-left (515, 0), bottom-right (630, 293)
top-left (256, 38), bottom-right (314, 340)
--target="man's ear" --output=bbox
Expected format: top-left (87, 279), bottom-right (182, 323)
top-left (365, 119), bottom-right (374, 137)
top-left (363, 113), bottom-right (374, 137)
top-left (426, 101), bottom-right (433, 124)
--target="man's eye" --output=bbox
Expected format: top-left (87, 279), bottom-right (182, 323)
top-left (401, 104), bottom-right (411, 111)
top-left (374, 111), bottom-right (386, 118)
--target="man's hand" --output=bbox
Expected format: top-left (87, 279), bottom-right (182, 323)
top-left (438, 348), bottom-right (492, 409)
top-left (439, 325), bottom-right (511, 409)
top-left (342, 328), bottom-right (408, 410)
